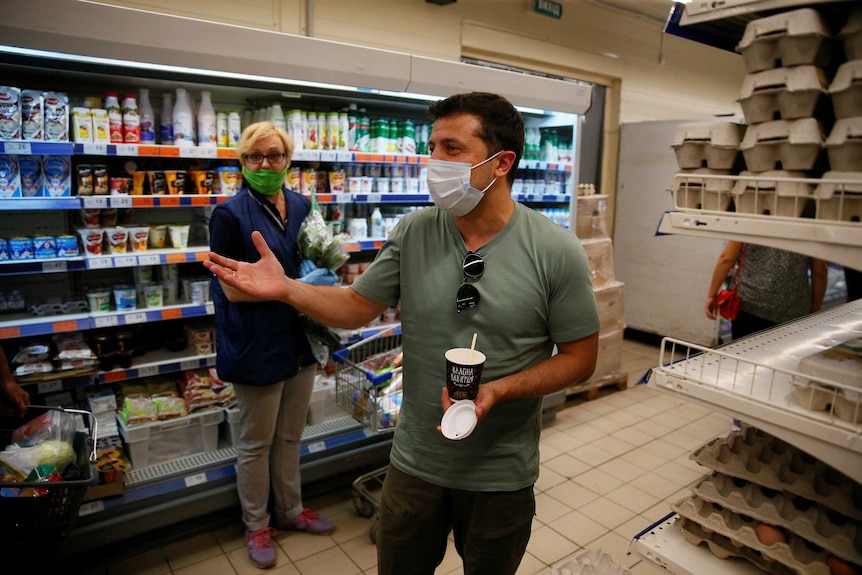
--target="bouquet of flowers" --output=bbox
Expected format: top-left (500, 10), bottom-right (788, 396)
top-left (297, 206), bottom-right (350, 357)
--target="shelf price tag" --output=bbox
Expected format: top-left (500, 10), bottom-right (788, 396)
top-left (124, 312), bottom-right (147, 325)
top-left (336, 152), bottom-right (352, 163)
top-left (184, 472), bottom-right (208, 488)
top-left (180, 359), bottom-right (199, 371)
top-left (115, 144), bottom-right (139, 156)
top-left (94, 315), bottom-right (119, 329)
top-left (196, 147), bottom-right (217, 159)
top-left (307, 441), bottom-right (327, 454)
top-left (205, 302), bottom-right (214, 315)
top-left (42, 261), bottom-right (68, 273)
top-left (114, 255), bottom-right (137, 267)
top-left (320, 150), bottom-right (337, 162)
top-left (4, 141), bottom-right (32, 154)
top-left (179, 147), bottom-right (199, 158)
top-left (79, 501), bottom-right (104, 516)
top-left (87, 256), bottom-right (113, 270)
top-left (138, 365), bottom-right (159, 378)
top-left (111, 195), bottom-right (133, 208)
top-left (137, 254), bottom-right (161, 266)
top-left (37, 380), bottom-right (63, 394)
top-left (83, 144), bottom-right (108, 155)
top-left (83, 196), bottom-right (109, 209)
top-left (366, 193), bottom-right (381, 203)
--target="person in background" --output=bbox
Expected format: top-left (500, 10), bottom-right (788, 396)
top-left (705, 241), bottom-right (827, 340)
top-left (206, 92), bottom-right (600, 575)
top-left (209, 121), bottom-right (334, 570)
top-left (843, 267), bottom-right (861, 302)
top-left (0, 347), bottom-right (30, 417)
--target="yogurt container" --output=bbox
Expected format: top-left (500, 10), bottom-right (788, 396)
top-left (0, 239), bottom-right (9, 261)
top-left (216, 166), bottom-right (241, 195)
top-left (78, 228), bottom-right (103, 256)
top-left (168, 224), bottom-right (189, 249)
top-left (9, 237), bottom-right (33, 260)
top-left (0, 86), bottom-right (22, 140)
top-left (18, 156), bottom-right (42, 197)
top-left (42, 155), bottom-right (72, 197)
top-left (106, 227), bottom-right (129, 254)
top-left (148, 224), bottom-right (167, 248)
top-left (0, 155), bottom-right (21, 198)
top-left (144, 283), bottom-right (164, 308)
top-left (32, 236), bottom-right (57, 259)
top-left (128, 227), bottom-right (149, 252)
top-left (113, 285), bottom-right (137, 310)
top-left (55, 235), bottom-right (78, 257)
top-left (87, 290), bottom-right (111, 312)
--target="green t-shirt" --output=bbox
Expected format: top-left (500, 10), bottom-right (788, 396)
top-left (351, 203), bottom-right (600, 491)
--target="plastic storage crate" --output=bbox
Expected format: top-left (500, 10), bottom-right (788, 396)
top-left (119, 408), bottom-right (223, 468)
top-left (0, 406), bottom-right (97, 553)
top-left (334, 325), bottom-right (403, 433)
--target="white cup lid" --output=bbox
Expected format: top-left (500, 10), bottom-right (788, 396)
top-left (441, 400), bottom-right (477, 440)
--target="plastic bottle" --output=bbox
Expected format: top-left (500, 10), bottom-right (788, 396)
top-left (347, 104), bottom-right (358, 151)
top-left (197, 90), bottom-right (217, 147)
top-left (270, 103), bottom-right (286, 132)
top-left (228, 111), bottom-right (242, 148)
top-left (216, 111), bottom-right (228, 147)
top-left (122, 94), bottom-right (140, 143)
top-left (358, 108), bottom-right (371, 152)
top-left (172, 88), bottom-right (194, 147)
top-left (138, 89), bottom-right (155, 143)
top-left (338, 111), bottom-right (349, 151)
top-left (327, 111), bottom-right (339, 151)
top-left (160, 92), bottom-right (174, 144)
top-left (307, 112), bottom-right (318, 150)
top-left (105, 93), bottom-right (123, 143)
top-left (369, 206), bottom-right (384, 238)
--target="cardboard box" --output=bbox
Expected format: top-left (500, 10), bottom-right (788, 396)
top-left (575, 194), bottom-right (608, 239)
top-left (580, 237), bottom-right (616, 288)
top-left (84, 468), bottom-right (125, 501)
top-left (594, 281), bottom-right (625, 333)
top-left (594, 328), bottom-right (623, 377)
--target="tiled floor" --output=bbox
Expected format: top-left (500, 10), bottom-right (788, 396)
top-left (80, 334), bottom-right (732, 575)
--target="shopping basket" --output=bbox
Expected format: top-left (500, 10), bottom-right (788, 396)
top-left (333, 324), bottom-right (403, 433)
top-left (0, 405), bottom-right (98, 554)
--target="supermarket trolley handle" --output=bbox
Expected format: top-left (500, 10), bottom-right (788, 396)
top-left (333, 323), bottom-right (402, 363)
top-left (27, 405), bottom-right (99, 464)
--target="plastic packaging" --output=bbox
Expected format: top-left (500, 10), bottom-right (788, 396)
top-left (138, 88), bottom-right (155, 143)
top-left (172, 88), bottom-right (194, 146)
top-left (227, 111), bottom-right (241, 148)
top-left (105, 93), bottom-right (123, 143)
top-left (197, 90), bottom-right (216, 147)
top-left (160, 92), bottom-right (173, 144)
top-left (270, 103), bottom-right (286, 132)
top-left (122, 94), bottom-right (140, 143)
top-left (369, 207), bottom-right (384, 238)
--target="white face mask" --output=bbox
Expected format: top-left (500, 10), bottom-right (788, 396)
top-left (426, 150), bottom-right (503, 216)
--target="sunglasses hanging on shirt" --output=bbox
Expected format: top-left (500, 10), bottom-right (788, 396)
top-left (456, 251), bottom-right (485, 312)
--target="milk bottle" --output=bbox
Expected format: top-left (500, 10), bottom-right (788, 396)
top-left (172, 88), bottom-right (194, 147)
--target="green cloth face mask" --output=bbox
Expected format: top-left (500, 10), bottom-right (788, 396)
top-left (242, 166), bottom-right (287, 196)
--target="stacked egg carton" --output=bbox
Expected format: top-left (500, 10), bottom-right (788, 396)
top-left (735, 6), bottom-right (862, 221)
top-left (818, 8), bottom-right (862, 223)
top-left (670, 120), bottom-right (745, 211)
top-left (672, 426), bottom-right (862, 574)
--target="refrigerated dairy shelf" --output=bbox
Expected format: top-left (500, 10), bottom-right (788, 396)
top-left (647, 299), bottom-right (862, 483)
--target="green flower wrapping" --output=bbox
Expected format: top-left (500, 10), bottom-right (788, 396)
top-left (298, 208), bottom-right (350, 272)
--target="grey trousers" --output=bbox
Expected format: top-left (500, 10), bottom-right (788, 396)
top-left (233, 364), bottom-right (316, 532)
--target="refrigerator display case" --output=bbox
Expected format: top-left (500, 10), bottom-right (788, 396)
top-left (0, 0), bottom-right (593, 552)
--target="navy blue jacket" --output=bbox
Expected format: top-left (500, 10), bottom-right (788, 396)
top-left (209, 186), bottom-right (315, 386)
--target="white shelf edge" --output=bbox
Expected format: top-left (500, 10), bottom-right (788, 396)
top-left (630, 513), bottom-right (769, 575)
top-left (657, 211), bottom-right (862, 269)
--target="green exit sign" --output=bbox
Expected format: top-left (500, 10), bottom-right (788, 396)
top-left (531, 0), bottom-right (563, 19)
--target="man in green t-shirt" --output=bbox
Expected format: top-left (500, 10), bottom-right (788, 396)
top-left (206, 92), bottom-right (600, 575)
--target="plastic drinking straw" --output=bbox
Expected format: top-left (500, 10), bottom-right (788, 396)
top-left (469, 332), bottom-right (477, 362)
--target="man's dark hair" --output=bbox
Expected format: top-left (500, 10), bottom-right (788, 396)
top-left (427, 92), bottom-right (524, 184)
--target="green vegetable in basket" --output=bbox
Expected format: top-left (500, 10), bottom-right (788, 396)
top-left (0, 440), bottom-right (76, 481)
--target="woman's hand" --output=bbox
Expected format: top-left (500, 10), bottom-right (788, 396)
top-left (204, 231), bottom-right (290, 303)
top-left (705, 294), bottom-right (719, 320)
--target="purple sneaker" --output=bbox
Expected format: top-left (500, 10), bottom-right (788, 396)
top-left (277, 508), bottom-right (336, 535)
top-left (245, 527), bottom-right (277, 569)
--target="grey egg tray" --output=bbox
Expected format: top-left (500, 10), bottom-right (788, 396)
top-left (674, 495), bottom-right (832, 575)
top-left (691, 472), bottom-right (862, 564)
top-left (677, 516), bottom-right (797, 575)
top-left (690, 426), bottom-right (862, 521)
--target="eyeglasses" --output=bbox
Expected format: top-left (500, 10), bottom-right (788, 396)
top-left (243, 152), bottom-right (286, 165)
top-left (456, 251), bottom-right (485, 313)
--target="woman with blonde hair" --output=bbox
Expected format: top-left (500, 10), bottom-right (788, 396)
top-left (209, 121), bottom-right (334, 570)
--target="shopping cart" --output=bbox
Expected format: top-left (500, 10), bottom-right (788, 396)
top-left (333, 324), bottom-right (402, 542)
top-left (0, 405), bottom-right (98, 555)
